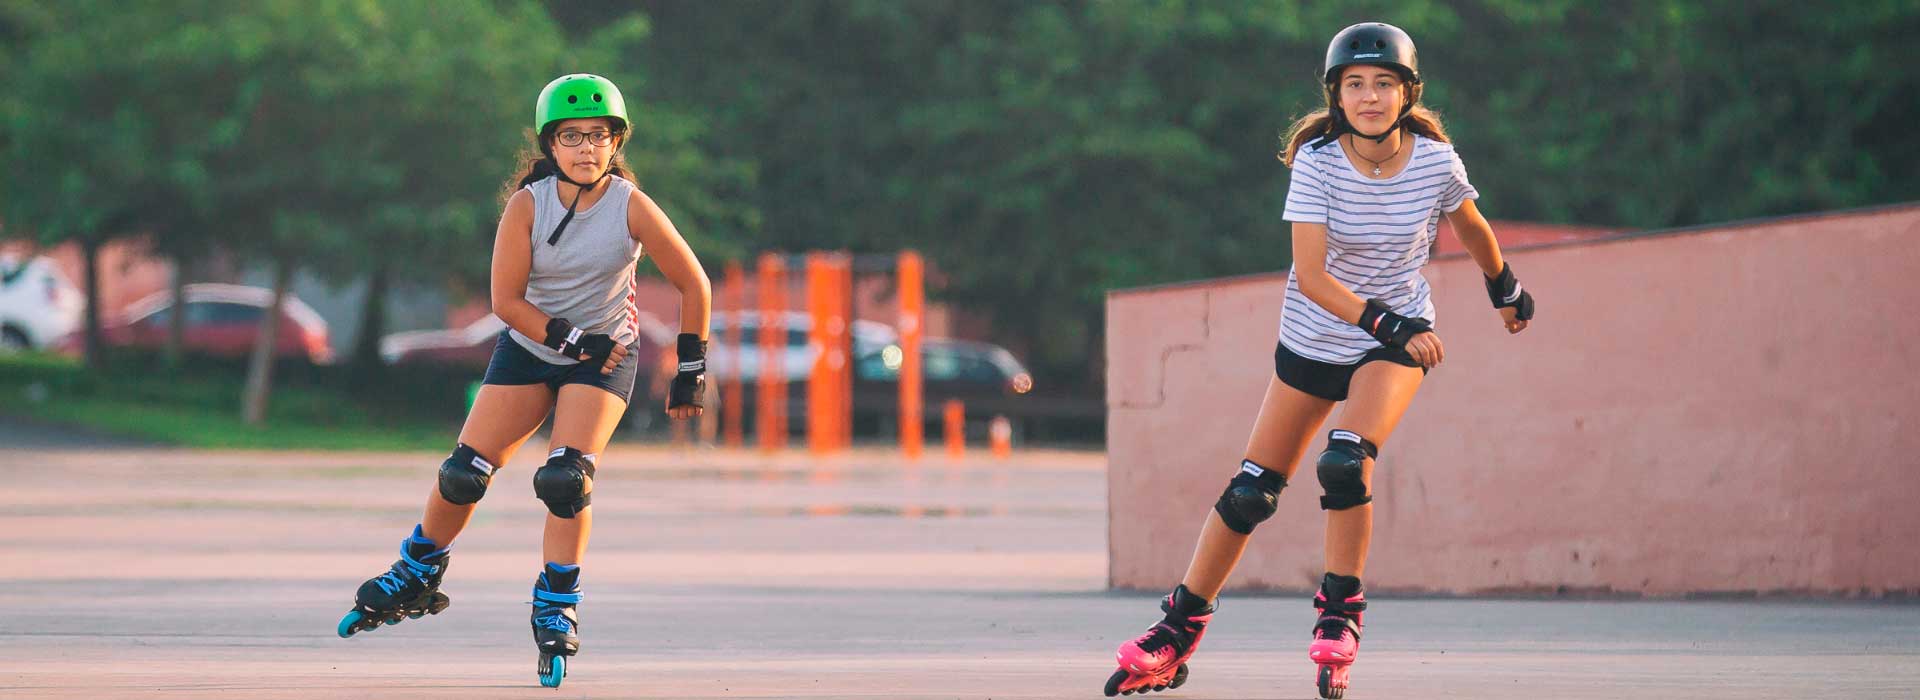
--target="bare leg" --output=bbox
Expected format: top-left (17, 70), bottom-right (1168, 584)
top-left (421, 383), bottom-right (555, 546)
top-left (1323, 361), bottom-right (1424, 578)
top-left (541, 384), bottom-right (629, 565)
top-left (1180, 376), bottom-right (1335, 600)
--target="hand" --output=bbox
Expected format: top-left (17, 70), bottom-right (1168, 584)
top-left (599, 342), bottom-right (629, 375)
top-left (1405, 330), bottom-right (1444, 368)
top-left (1499, 306), bottom-right (1529, 334)
top-left (665, 373), bottom-right (705, 419)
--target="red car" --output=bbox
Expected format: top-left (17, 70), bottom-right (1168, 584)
top-left (62, 283), bottom-right (334, 364)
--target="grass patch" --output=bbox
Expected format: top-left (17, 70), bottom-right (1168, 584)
top-left (0, 351), bottom-right (464, 451)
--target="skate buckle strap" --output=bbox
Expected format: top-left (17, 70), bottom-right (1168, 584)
top-left (1315, 615), bottom-right (1362, 642)
top-left (399, 548), bottom-right (444, 576)
top-left (533, 589), bottom-right (583, 605)
top-left (1314, 596), bottom-right (1367, 614)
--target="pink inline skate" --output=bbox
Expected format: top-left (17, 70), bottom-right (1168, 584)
top-left (1308, 573), bottom-right (1366, 699)
top-left (1105, 584), bottom-right (1214, 696)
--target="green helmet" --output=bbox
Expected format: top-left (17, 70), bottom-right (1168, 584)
top-left (535, 73), bottom-right (628, 135)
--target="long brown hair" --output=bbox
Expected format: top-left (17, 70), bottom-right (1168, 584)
top-left (501, 122), bottom-right (635, 204)
top-left (1280, 84), bottom-right (1451, 168)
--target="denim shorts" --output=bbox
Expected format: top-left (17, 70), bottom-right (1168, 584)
top-left (481, 331), bottom-right (639, 403)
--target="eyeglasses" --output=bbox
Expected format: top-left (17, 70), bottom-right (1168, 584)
top-left (555, 130), bottom-right (618, 147)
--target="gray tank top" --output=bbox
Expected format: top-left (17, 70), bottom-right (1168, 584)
top-left (507, 175), bottom-right (645, 364)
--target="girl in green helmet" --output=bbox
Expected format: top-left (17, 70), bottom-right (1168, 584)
top-left (337, 74), bottom-right (713, 690)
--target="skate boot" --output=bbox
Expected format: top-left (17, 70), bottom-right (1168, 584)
top-left (1105, 584), bottom-right (1214, 696)
top-left (337, 525), bottom-right (451, 638)
top-left (1309, 573), bottom-right (1366, 699)
top-left (530, 562), bottom-right (583, 688)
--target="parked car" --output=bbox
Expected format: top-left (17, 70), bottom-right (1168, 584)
top-left (854, 337), bottom-right (1034, 396)
top-left (61, 283), bottom-right (334, 364)
top-left (0, 255), bottom-right (84, 351)
top-left (381, 311), bottom-right (674, 369)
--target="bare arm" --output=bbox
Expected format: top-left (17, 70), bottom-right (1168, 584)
top-left (1445, 199), bottom-right (1532, 334)
top-left (1290, 222), bottom-right (1370, 325)
top-left (490, 189), bottom-right (552, 340)
top-left (629, 189), bottom-right (711, 340)
top-left (1443, 199), bottom-right (1504, 278)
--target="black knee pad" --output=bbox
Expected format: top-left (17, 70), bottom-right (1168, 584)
top-left (437, 443), bottom-right (497, 506)
top-left (533, 447), bottom-right (596, 518)
top-left (1316, 430), bottom-right (1378, 511)
top-left (1214, 459), bottom-right (1287, 534)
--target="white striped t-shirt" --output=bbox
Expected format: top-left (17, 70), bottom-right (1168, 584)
top-left (1278, 135), bottom-right (1477, 364)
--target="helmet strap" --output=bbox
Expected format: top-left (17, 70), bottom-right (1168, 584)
top-left (545, 156), bottom-right (613, 246)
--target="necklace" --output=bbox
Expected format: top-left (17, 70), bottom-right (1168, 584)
top-left (1347, 133), bottom-right (1403, 177)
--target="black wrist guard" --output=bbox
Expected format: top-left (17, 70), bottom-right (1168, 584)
top-left (1484, 263), bottom-right (1535, 321)
top-left (1356, 299), bottom-right (1431, 348)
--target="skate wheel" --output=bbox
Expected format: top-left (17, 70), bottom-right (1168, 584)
top-left (337, 610), bottom-right (364, 638)
top-left (1104, 669), bottom-right (1127, 697)
top-left (1168, 664), bottom-right (1188, 690)
top-left (1318, 664), bottom-right (1345, 699)
top-left (538, 654), bottom-right (566, 688)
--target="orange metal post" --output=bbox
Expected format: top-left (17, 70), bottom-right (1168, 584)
top-left (722, 261), bottom-right (745, 449)
top-left (835, 256), bottom-right (854, 450)
top-left (944, 399), bottom-right (965, 458)
top-left (806, 253), bottom-right (832, 455)
top-left (757, 253), bottom-right (787, 452)
top-left (898, 251), bottom-right (925, 459)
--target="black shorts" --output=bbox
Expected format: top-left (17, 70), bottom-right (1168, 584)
top-left (1274, 340), bottom-right (1425, 402)
top-left (482, 331), bottom-right (640, 403)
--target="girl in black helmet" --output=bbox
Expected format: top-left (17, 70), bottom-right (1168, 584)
top-left (1105, 23), bottom-right (1535, 700)
top-left (336, 74), bottom-right (712, 690)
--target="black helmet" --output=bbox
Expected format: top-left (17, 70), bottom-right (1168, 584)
top-left (1323, 22), bottom-right (1420, 85)
top-left (1317, 22), bottom-right (1422, 144)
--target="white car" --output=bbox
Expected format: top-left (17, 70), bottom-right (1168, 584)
top-left (706, 310), bottom-right (897, 382)
top-left (0, 255), bottom-right (84, 351)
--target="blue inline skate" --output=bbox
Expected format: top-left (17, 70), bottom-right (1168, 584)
top-left (531, 562), bottom-right (583, 688)
top-left (337, 525), bottom-right (452, 638)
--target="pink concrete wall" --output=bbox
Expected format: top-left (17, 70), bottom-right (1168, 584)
top-left (1106, 205), bottom-right (1920, 596)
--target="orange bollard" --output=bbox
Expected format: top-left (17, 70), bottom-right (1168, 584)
top-left (806, 253), bottom-right (833, 455)
top-left (944, 399), bottom-right (965, 458)
top-left (834, 255), bottom-right (854, 451)
top-left (757, 253), bottom-right (787, 452)
top-left (722, 261), bottom-right (745, 449)
top-left (899, 252), bottom-right (925, 459)
top-left (989, 415), bottom-right (1012, 459)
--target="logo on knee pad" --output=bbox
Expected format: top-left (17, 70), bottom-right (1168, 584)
top-left (1240, 460), bottom-right (1265, 477)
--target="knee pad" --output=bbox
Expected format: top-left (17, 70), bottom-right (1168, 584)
top-left (1214, 459), bottom-right (1287, 535)
top-left (533, 447), bottom-right (597, 518)
top-left (436, 443), bottom-right (497, 506)
top-left (1316, 430), bottom-right (1378, 511)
